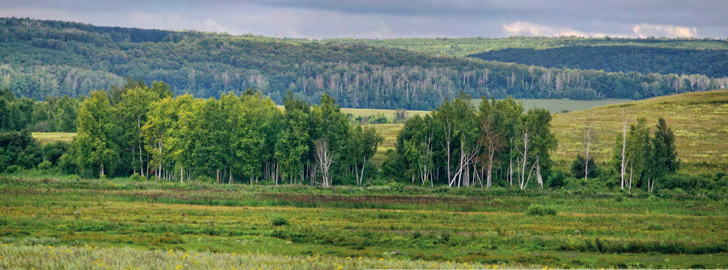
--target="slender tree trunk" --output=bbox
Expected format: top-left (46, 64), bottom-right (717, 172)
top-left (629, 164), bottom-right (633, 191)
top-left (584, 134), bottom-right (590, 182)
top-left (486, 151), bottom-right (494, 188)
top-left (180, 167), bottom-right (184, 184)
top-left (99, 163), bottom-right (104, 179)
top-left (519, 131), bottom-right (529, 189)
top-left (620, 116), bottom-right (627, 189)
top-left (139, 145), bottom-right (144, 177)
top-left (509, 156), bottom-right (513, 187)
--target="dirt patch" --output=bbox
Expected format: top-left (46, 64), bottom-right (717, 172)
top-left (259, 193), bottom-right (481, 205)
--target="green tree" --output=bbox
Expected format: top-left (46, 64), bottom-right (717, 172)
top-left (75, 91), bottom-right (118, 178)
top-left (648, 118), bottom-right (679, 191)
top-left (276, 92), bottom-right (312, 185)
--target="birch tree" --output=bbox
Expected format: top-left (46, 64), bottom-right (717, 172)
top-left (582, 118), bottom-right (597, 182)
top-left (315, 138), bottom-right (336, 187)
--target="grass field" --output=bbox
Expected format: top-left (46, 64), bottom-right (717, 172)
top-left (472, 99), bottom-right (633, 114)
top-left (550, 90), bottom-right (728, 172)
top-left (1, 176), bottom-right (727, 269)
top-left (369, 91), bottom-right (728, 172)
top-left (31, 132), bottom-right (76, 145)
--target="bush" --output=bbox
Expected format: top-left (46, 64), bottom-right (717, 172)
top-left (130, 173), bottom-right (147, 181)
top-left (571, 154), bottom-right (598, 179)
top-left (526, 205), bottom-right (557, 216)
top-left (4, 165), bottom-right (22, 174)
top-left (270, 216), bottom-right (288, 226)
top-left (661, 173), bottom-right (714, 192)
top-left (37, 160), bottom-right (52, 170)
top-left (548, 170), bottom-right (567, 188)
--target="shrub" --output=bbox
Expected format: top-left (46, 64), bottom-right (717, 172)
top-left (661, 173), bottom-right (714, 192)
top-left (4, 165), bottom-right (22, 174)
top-left (548, 170), bottom-right (567, 188)
top-left (571, 155), bottom-right (598, 179)
top-left (270, 216), bottom-right (288, 226)
top-left (130, 173), bottom-right (147, 181)
top-left (37, 160), bottom-right (52, 170)
top-left (526, 205), bottom-right (557, 216)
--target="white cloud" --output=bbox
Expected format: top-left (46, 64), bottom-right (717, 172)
top-left (502, 21), bottom-right (606, 37)
top-left (632, 24), bottom-right (697, 38)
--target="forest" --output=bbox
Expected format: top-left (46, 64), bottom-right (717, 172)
top-left (469, 46), bottom-right (728, 77)
top-left (2, 18), bottom-right (728, 109)
top-left (2, 79), bottom-right (711, 194)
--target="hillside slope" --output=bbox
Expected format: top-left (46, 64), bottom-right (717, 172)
top-left (328, 36), bottom-right (728, 58)
top-left (469, 46), bottom-right (728, 77)
top-left (368, 90), bottom-right (728, 172)
top-left (552, 90), bottom-right (728, 172)
top-left (2, 18), bottom-right (727, 109)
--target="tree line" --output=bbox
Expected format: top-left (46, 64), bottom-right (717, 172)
top-left (382, 94), bottom-right (557, 189)
top-left (69, 80), bottom-right (382, 185)
top-left (469, 46), bottom-right (728, 78)
top-left (2, 18), bottom-right (728, 110)
top-left (0, 88), bottom-right (78, 132)
top-left (0, 80), bottom-right (714, 193)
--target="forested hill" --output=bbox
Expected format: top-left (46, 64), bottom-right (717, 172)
top-left (2, 18), bottom-right (728, 109)
top-left (326, 36), bottom-right (728, 57)
top-left (469, 46), bottom-right (728, 77)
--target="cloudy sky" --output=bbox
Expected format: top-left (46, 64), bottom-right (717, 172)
top-left (1, 0), bottom-right (727, 39)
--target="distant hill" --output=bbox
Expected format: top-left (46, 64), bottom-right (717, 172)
top-left (469, 46), bottom-right (728, 77)
top-left (551, 89), bottom-right (728, 173)
top-left (1, 17), bottom-right (727, 109)
top-left (327, 36), bottom-right (728, 57)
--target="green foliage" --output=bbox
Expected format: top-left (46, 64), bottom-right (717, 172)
top-left (129, 173), bottom-right (146, 182)
top-left (74, 91), bottom-right (119, 178)
top-left (2, 18), bottom-right (726, 109)
top-left (525, 205), bottom-right (557, 216)
top-left (270, 216), bottom-right (289, 226)
top-left (4, 164), bottom-right (21, 174)
top-left (470, 46), bottom-right (728, 77)
top-left (661, 174), bottom-right (715, 192)
top-left (611, 117), bottom-right (680, 191)
top-left (36, 160), bottom-right (52, 171)
top-left (0, 130), bottom-right (41, 171)
top-left (571, 154), bottom-right (597, 179)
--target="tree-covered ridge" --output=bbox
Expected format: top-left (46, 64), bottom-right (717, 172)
top-left (2, 17), bottom-right (728, 110)
top-left (326, 36), bottom-right (728, 57)
top-left (469, 46), bottom-right (728, 77)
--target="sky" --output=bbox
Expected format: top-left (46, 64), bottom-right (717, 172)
top-left (1, 0), bottom-right (727, 39)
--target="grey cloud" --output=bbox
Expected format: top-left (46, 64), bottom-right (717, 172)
top-left (0, 0), bottom-right (726, 38)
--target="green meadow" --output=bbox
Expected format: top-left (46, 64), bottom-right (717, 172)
top-left (1, 176), bottom-right (727, 269)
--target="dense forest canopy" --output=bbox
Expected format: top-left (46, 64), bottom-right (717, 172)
top-left (2, 18), bottom-right (728, 109)
top-left (469, 46), bottom-right (728, 77)
top-left (327, 36), bottom-right (728, 57)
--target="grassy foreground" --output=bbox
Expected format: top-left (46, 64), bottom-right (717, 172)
top-left (1, 176), bottom-right (727, 269)
top-left (0, 243), bottom-right (490, 270)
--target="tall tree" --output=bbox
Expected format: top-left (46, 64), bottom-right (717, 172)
top-left (75, 91), bottom-right (118, 178)
top-left (649, 118), bottom-right (679, 191)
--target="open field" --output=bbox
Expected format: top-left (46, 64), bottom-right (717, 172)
top-left (0, 176), bottom-right (727, 269)
top-left (340, 107), bottom-right (429, 119)
top-left (369, 91), bottom-right (728, 172)
top-left (31, 132), bottom-right (76, 145)
top-left (472, 99), bottom-right (633, 114)
top-left (550, 90), bottom-right (728, 172)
